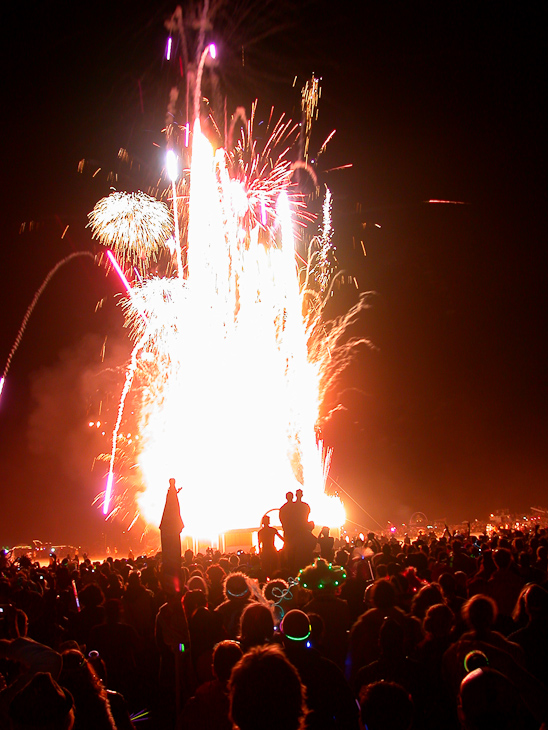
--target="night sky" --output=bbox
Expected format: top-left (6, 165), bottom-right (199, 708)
top-left (0, 1), bottom-right (546, 548)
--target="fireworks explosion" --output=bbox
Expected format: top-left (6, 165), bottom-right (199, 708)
top-left (88, 192), bottom-right (172, 274)
top-left (86, 22), bottom-right (354, 543)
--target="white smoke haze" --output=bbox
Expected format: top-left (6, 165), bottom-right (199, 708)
top-left (27, 333), bottom-right (131, 484)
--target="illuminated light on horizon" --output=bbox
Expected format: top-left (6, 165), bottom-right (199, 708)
top-left (166, 37), bottom-right (172, 61)
top-left (427, 199), bottom-right (467, 205)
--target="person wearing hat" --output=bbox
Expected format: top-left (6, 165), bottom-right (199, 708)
top-left (279, 610), bottom-right (359, 730)
top-left (9, 672), bottom-right (74, 730)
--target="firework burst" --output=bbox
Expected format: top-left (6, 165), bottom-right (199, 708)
top-left (88, 192), bottom-right (173, 273)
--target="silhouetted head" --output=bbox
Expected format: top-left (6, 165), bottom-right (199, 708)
top-left (207, 563), bottom-right (226, 584)
top-left (371, 579), bottom-right (396, 611)
top-left (9, 672), bottom-right (74, 730)
top-left (459, 667), bottom-right (536, 730)
top-left (229, 645), bottom-right (306, 730)
top-left (212, 640), bottom-right (243, 683)
top-left (360, 681), bottom-right (413, 730)
top-left (524, 584), bottom-right (548, 619)
top-left (463, 595), bottom-right (497, 633)
top-left (280, 609), bottom-right (312, 647)
top-left (104, 598), bottom-right (122, 623)
top-left (187, 575), bottom-right (208, 596)
top-left (493, 548), bottom-right (512, 570)
top-left (183, 589), bottom-right (207, 620)
top-left (224, 572), bottom-right (252, 601)
top-left (297, 557), bottom-right (346, 594)
top-left (411, 583), bottom-right (444, 619)
top-left (423, 603), bottom-right (454, 639)
top-left (379, 618), bottom-right (405, 657)
top-left (239, 603), bottom-right (275, 650)
top-left (79, 583), bottom-right (104, 610)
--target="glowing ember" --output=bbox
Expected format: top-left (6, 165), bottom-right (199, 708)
top-left (98, 116), bottom-right (345, 538)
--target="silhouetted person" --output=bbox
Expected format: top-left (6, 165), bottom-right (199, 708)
top-left (487, 548), bottom-right (525, 633)
top-left (238, 602), bottom-right (275, 653)
top-left (258, 515), bottom-right (283, 578)
top-left (156, 582), bottom-right (192, 725)
top-left (59, 650), bottom-right (117, 730)
top-left (279, 609), bottom-right (359, 730)
top-left (458, 667), bottom-right (538, 730)
top-left (87, 599), bottom-right (140, 709)
top-left (509, 584), bottom-right (548, 687)
top-left (294, 489), bottom-right (311, 526)
top-left (292, 490), bottom-right (316, 572)
top-left (300, 558), bottom-right (350, 669)
top-left (347, 579), bottom-right (418, 683)
top-left (318, 527), bottom-right (335, 562)
top-left (180, 640), bottom-right (243, 730)
top-left (9, 672), bottom-right (75, 730)
top-left (279, 492), bottom-right (298, 572)
top-left (279, 491), bottom-right (295, 534)
top-left (355, 619), bottom-right (424, 713)
top-left (160, 478), bottom-right (184, 590)
top-left (206, 564), bottom-right (227, 610)
top-left (214, 573), bottom-right (254, 639)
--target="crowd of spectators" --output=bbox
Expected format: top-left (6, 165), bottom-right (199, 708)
top-left (1, 525), bottom-right (548, 729)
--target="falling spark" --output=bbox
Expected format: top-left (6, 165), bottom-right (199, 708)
top-left (324, 163), bottom-right (353, 173)
top-left (301, 75), bottom-right (321, 161)
top-left (317, 129), bottom-right (336, 159)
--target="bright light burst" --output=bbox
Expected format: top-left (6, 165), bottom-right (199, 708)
top-left (89, 191), bottom-right (172, 273)
top-left (98, 116), bottom-right (346, 539)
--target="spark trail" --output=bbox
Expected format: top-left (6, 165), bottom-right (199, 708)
top-left (0, 252), bottom-right (96, 402)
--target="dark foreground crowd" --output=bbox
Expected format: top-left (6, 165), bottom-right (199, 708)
top-left (1, 526), bottom-right (548, 730)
